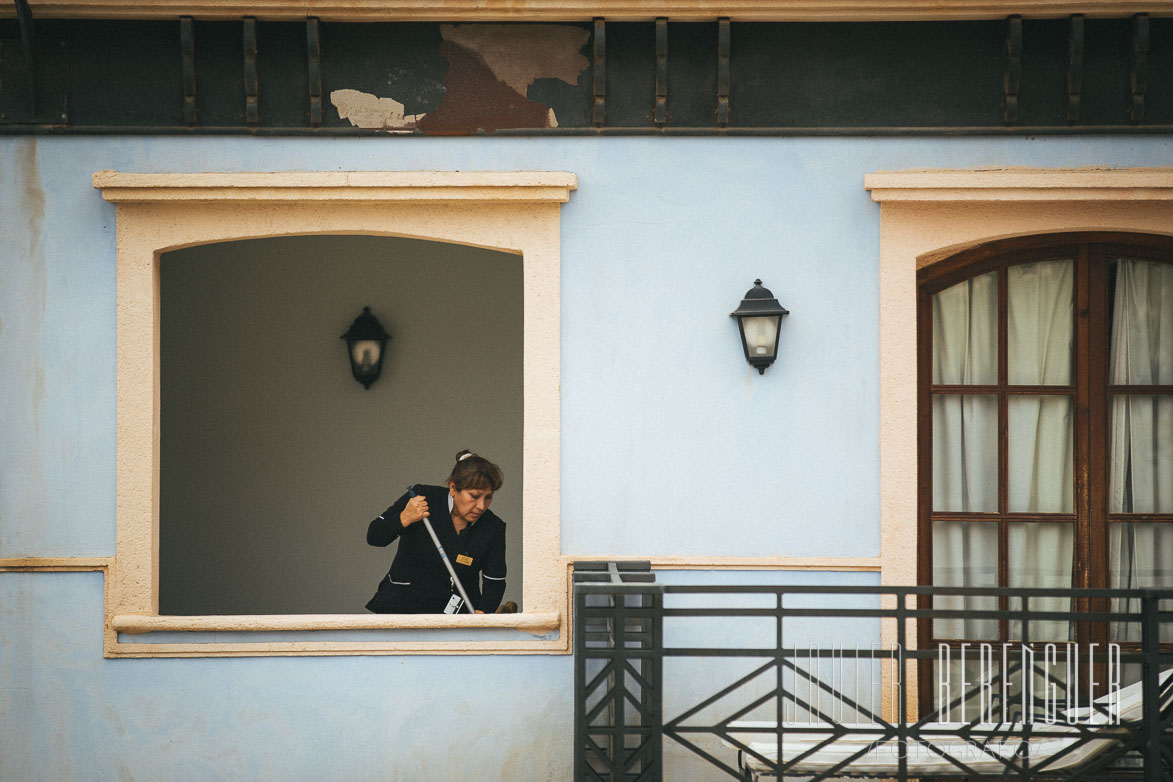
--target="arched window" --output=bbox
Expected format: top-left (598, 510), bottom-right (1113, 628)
top-left (918, 234), bottom-right (1173, 649)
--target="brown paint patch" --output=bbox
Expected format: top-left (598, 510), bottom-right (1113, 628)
top-left (333, 25), bottom-right (590, 133)
top-left (440, 24), bottom-right (590, 95)
top-left (419, 40), bottom-right (553, 132)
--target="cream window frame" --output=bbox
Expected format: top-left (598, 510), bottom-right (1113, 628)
top-left (94, 170), bottom-right (575, 657)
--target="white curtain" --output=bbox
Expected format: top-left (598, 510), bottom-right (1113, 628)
top-left (1006, 261), bottom-right (1075, 641)
top-left (1008, 260), bottom-right (1074, 387)
top-left (932, 273), bottom-right (998, 639)
top-left (932, 272), bottom-right (997, 387)
top-left (932, 521), bottom-right (998, 640)
top-left (1107, 259), bottom-right (1173, 642)
top-left (932, 272), bottom-right (998, 515)
top-left (933, 260), bottom-right (1074, 641)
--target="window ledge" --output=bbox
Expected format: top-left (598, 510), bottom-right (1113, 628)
top-left (866, 167), bottom-right (1173, 202)
top-left (112, 611), bottom-right (561, 634)
top-left (93, 171), bottom-right (577, 204)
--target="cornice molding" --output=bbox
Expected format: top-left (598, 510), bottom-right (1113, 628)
top-left (12, 0), bottom-right (1173, 22)
top-left (866, 167), bottom-right (1173, 202)
top-left (93, 171), bottom-right (578, 204)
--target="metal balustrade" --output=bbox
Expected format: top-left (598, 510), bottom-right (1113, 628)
top-left (573, 562), bottom-right (1173, 782)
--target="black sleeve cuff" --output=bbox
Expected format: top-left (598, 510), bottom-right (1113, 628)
top-left (479, 576), bottom-right (506, 613)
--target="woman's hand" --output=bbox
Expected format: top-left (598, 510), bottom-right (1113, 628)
top-left (399, 496), bottom-right (430, 527)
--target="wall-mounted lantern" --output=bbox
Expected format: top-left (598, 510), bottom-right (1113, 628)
top-left (730, 279), bottom-right (789, 374)
top-left (341, 306), bottom-right (390, 389)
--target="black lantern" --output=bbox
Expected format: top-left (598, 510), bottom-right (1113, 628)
top-left (341, 307), bottom-right (390, 389)
top-left (730, 279), bottom-right (789, 374)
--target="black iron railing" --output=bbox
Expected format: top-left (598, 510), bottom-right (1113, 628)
top-left (572, 561), bottom-right (1173, 782)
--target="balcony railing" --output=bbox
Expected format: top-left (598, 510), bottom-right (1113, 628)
top-left (572, 561), bottom-right (1173, 781)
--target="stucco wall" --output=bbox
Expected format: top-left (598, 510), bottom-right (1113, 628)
top-left (3, 133), bottom-right (1172, 779)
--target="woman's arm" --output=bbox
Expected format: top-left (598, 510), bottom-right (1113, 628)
top-left (366, 490), bottom-right (413, 546)
top-left (477, 524), bottom-right (508, 612)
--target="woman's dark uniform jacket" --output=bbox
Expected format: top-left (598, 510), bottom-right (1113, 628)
top-left (365, 484), bottom-right (508, 613)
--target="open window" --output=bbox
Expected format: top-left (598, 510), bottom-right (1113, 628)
top-left (158, 235), bottom-right (525, 616)
top-left (94, 171), bottom-right (575, 656)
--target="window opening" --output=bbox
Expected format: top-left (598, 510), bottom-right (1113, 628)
top-left (158, 235), bottom-right (523, 616)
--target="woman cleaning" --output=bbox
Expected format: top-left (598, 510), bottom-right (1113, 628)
top-left (365, 450), bottom-right (509, 614)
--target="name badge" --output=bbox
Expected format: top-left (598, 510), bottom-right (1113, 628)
top-left (455, 554), bottom-right (474, 566)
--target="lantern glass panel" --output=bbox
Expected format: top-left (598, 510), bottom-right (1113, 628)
top-left (350, 339), bottom-right (382, 371)
top-left (743, 315), bottom-right (780, 357)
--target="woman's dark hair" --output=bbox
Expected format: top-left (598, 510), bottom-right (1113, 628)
top-left (447, 450), bottom-right (503, 492)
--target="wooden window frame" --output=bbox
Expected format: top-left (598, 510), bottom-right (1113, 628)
top-left (913, 233), bottom-right (1173, 720)
top-left (917, 233), bottom-right (1173, 645)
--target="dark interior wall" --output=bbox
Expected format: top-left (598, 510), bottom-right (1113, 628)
top-left (159, 235), bottom-right (523, 614)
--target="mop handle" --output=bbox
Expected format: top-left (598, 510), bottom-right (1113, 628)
top-left (408, 485), bottom-right (476, 614)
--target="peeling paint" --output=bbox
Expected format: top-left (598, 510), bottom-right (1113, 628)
top-left (329, 88), bottom-right (426, 130)
top-left (439, 24), bottom-right (590, 96)
top-left (21, 138), bottom-right (47, 446)
top-left (21, 138), bottom-right (47, 241)
top-left (332, 24), bottom-right (590, 133)
top-left (420, 38), bottom-right (555, 131)
top-left (422, 24), bottom-right (590, 131)
top-left (0, 140), bottom-right (48, 554)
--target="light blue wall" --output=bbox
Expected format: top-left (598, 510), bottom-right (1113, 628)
top-left (1, 571), bottom-right (573, 780)
top-left (3, 134), bottom-right (1171, 779)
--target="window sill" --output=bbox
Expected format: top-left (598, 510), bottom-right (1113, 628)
top-left (106, 611), bottom-right (565, 657)
top-left (111, 611), bottom-right (561, 634)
